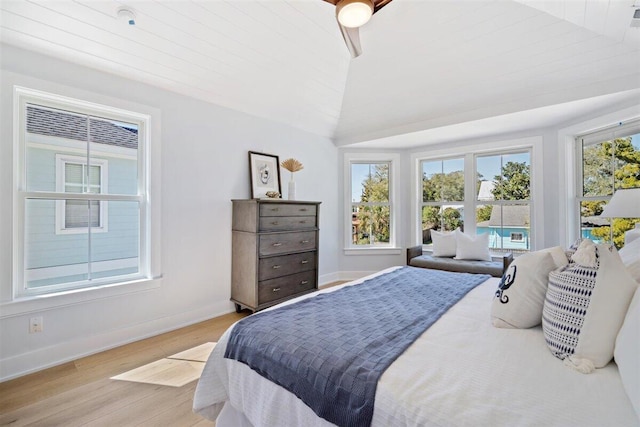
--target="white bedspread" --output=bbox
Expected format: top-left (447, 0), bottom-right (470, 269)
top-left (193, 267), bottom-right (639, 427)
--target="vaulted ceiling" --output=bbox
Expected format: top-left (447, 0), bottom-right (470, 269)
top-left (1, 0), bottom-right (639, 148)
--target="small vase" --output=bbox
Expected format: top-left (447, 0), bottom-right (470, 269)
top-left (288, 180), bottom-right (296, 200)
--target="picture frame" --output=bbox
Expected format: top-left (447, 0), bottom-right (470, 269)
top-left (248, 151), bottom-right (282, 199)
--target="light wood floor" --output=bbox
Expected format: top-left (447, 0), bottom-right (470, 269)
top-left (0, 311), bottom-right (249, 426)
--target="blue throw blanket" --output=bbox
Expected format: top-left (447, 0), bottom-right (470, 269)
top-left (225, 266), bottom-right (489, 427)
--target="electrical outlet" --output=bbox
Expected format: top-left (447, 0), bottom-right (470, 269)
top-left (29, 316), bottom-right (43, 334)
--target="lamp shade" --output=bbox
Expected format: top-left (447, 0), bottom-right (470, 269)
top-left (336, 0), bottom-right (374, 28)
top-left (600, 188), bottom-right (640, 218)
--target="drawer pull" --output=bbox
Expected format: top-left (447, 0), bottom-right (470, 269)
top-left (299, 220), bottom-right (306, 224)
top-left (271, 221), bottom-right (279, 225)
top-left (272, 287), bottom-right (281, 292)
top-left (299, 208), bottom-right (308, 212)
top-left (272, 242), bottom-right (283, 247)
top-left (272, 265), bottom-right (281, 269)
top-left (300, 240), bottom-right (310, 244)
top-left (301, 260), bottom-right (309, 264)
top-left (300, 280), bottom-right (309, 285)
top-left (271, 208), bottom-right (279, 212)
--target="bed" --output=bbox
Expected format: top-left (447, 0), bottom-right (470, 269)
top-left (193, 263), bottom-right (639, 427)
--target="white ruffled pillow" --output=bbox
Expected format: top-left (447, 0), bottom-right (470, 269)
top-left (542, 244), bottom-right (638, 373)
top-left (431, 229), bottom-right (458, 257)
top-left (454, 230), bottom-right (491, 261)
top-left (491, 250), bottom-right (557, 328)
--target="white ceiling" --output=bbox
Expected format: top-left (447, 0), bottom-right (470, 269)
top-left (1, 0), bottom-right (639, 148)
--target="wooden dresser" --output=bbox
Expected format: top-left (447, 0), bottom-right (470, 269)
top-left (231, 199), bottom-right (321, 312)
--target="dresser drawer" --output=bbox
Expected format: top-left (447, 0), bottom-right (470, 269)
top-left (260, 203), bottom-right (317, 217)
top-left (258, 252), bottom-right (316, 281)
top-left (258, 270), bottom-right (316, 304)
top-left (259, 216), bottom-right (316, 232)
top-left (260, 231), bottom-right (316, 256)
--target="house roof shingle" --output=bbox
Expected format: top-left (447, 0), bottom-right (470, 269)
top-left (26, 105), bottom-right (138, 150)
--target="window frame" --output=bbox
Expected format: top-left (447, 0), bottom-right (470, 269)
top-left (343, 152), bottom-right (401, 254)
top-left (13, 87), bottom-right (152, 299)
top-left (411, 137), bottom-right (542, 252)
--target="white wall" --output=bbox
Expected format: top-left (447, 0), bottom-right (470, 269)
top-left (0, 45), bottom-right (340, 381)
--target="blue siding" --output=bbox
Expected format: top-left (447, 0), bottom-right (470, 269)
top-left (477, 226), bottom-right (530, 251)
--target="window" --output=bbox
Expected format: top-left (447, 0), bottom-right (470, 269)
top-left (576, 121), bottom-right (640, 248)
top-left (415, 139), bottom-right (538, 254)
top-left (55, 155), bottom-right (108, 233)
top-left (476, 151), bottom-right (531, 253)
top-left (15, 88), bottom-right (151, 297)
top-left (420, 158), bottom-right (464, 244)
top-left (345, 153), bottom-right (399, 252)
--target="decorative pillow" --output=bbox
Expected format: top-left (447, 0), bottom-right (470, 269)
top-left (454, 231), bottom-right (491, 261)
top-left (570, 238), bottom-right (597, 267)
top-left (431, 228), bottom-right (458, 257)
top-left (542, 244), bottom-right (638, 373)
top-left (614, 287), bottom-right (640, 419)
top-left (619, 237), bottom-right (640, 283)
top-left (564, 238), bottom-right (583, 261)
top-left (491, 250), bottom-right (557, 328)
top-left (539, 246), bottom-right (569, 269)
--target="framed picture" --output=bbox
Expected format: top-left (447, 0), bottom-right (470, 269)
top-left (248, 151), bottom-right (281, 199)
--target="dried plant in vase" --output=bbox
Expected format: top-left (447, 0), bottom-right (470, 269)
top-left (281, 158), bottom-right (303, 200)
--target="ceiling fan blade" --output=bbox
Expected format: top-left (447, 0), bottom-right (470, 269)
top-left (337, 20), bottom-right (362, 58)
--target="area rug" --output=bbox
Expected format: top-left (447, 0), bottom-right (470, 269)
top-left (111, 342), bottom-right (216, 387)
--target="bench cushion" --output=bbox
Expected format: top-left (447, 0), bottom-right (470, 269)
top-left (409, 254), bottom-right (504, 277)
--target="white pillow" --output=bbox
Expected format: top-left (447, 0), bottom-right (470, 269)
top-left (454, 231), bottom-right (491, 261)
top-left (491, 250), bottom-right (557, 328)
top-left (542, 244), bottom-right (638, 372)
top-left (615, 287), bottom-right (640, 420)
top-left (431, 229), bottom-right (458, 257)
top-left (539, 246), bottom-right (569, 269)
top-left (619, 237), bottom-right (640, 283)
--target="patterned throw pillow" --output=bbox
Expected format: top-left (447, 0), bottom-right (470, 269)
top-left (542, 244), bottom-right (638, 373)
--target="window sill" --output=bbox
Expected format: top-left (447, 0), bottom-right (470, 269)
top-left (0, 276), bottom-right (163, 319)
top-left (343, 247), bottom-right (403, 256)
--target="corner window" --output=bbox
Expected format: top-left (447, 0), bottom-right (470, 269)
top-left (344, 153), bottom-right (399, 252)
top-left (576, 121), bottom-right (640, 248)
top-left (15, 89), bottom-right (151, 297)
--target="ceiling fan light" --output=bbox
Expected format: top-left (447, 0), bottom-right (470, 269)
top-left (336, 0), bottom-right (374, 28)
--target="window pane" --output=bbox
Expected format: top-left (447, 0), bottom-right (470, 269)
top-left (582, 141), bottom-right (613, 197)
top-left (351, 163), bottom-right (389, 203)
top-left (422, 158), bottom-right (464, 202)
top-left (477, 204), bottom-right (530, 252)
top-left (65, 200), bottom-right (100, 228)
top-left (421, 205), bottom-right (463, 244)
top-left (352, 206), bottom-right (390, 245)
top-left (25, 198), bottom-right (89, 288)
top-left (24, 199), bottom-right (140, 290)
top-left (580, 200), bottom-right (609, 244)
top-left (91, 118), bottom-right (138, 196)
top-left (90, 200), bottom-right (140, 280)
top-left (477, 152), bottom-right (530, 201)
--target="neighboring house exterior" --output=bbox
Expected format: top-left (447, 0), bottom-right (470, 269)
top-left (25, 106), bottom-right (139, 288)
top-left (477, 205), bottom-right (530, 251)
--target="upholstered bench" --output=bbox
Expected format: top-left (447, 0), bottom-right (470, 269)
top-left (406, 246), bottom-right (513, 278)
